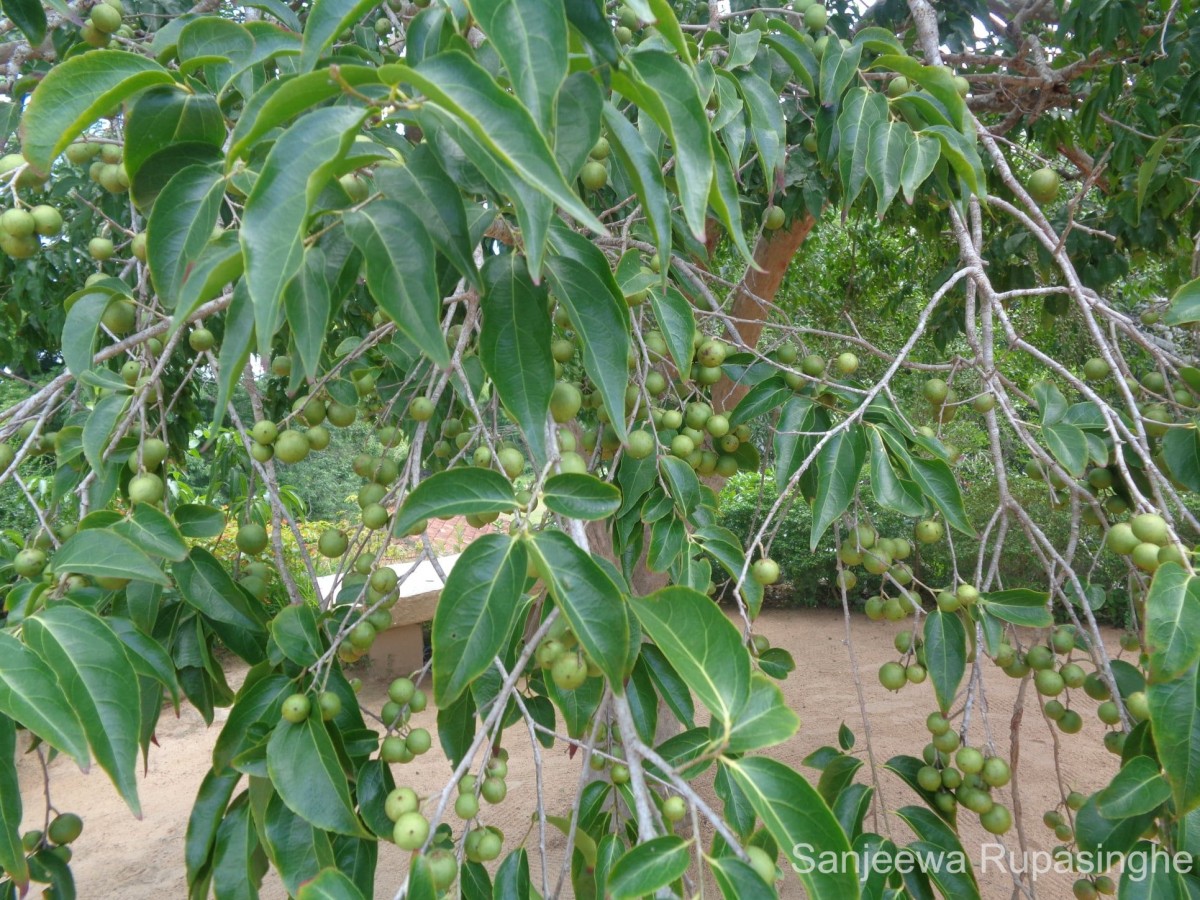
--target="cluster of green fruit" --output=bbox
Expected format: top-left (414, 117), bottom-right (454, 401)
top-left (1104, 512), bottom-right (1186, 574)
top-left (534, 618), bottom-right (607, 691)
top-left (0, 204), bottom-right (63, 259)
top-left (580, 136), bottom-right (611, 192)
top-left (919, 376), bottom-right (991, 426)
top-left (840, 519), bottom-right (943, 600)
top-left (1041, 799), bottom-right (1119, 898)
top-left (915, 715), bottom-right (1014, 834)
top-left (336, 569), bottom-right (404, 664)
top-left (16, 812), bottom-right (83, 869)
top-left (79, 0), bottom-right (130, 47)
top-left (378, 677), bottom-right (432, 763)
top-left (877, 628), bottom-right (927, 690)
top-left (64, 139), bottom-right (130, 196)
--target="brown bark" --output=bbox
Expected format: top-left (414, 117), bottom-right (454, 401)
top-left (711, 212), bottom-right (818, 414)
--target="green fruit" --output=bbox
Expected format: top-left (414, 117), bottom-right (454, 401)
top-left (317, 691), bottom-right (342, 721)
top-left (89, 236), bottom-right (115, 261)
top-left (1058, 710), bottom-right (1083, 734)
top-left (580, 160), bottom-right (608, 191)
top-left (751, 558), bottom-right (780, 585)
top-left (385, 787), bottom-right (420, 822)
top-left (835, 352), bottom-right (858, 375)
top-left (188, 328), bottom-right (215, 352)
top-left (1105, 522), bottom-right (1138, 555)
top-left (326, 400), bottom-right (357, 427)
top-left (1131, 541), bottom-right (1161, 572)
top-left (980, 803), bottom-right (1012, 835)
top-left (1130, 512), bottom-right (1169, 546)
top-left (318, 528), bottom-right (349, 558)
top-left (269, 355), bottom-right (291, 377)
top-left (251, 419), bottom-right (278, 445)
top-left (923, 378), bottom-right (949, 403)
top-left (14, 548), bottom-right (47, 577)
top-left (0, 208), bottom-right (36, 237)
top-left (236, 523), bottom-right (269, 556)
top-left (982, 757), bottom-right (1011, 787)
top-left (803, 3), bottom-right (827, 30)
top-left (393, 811), bottom-right (430, 850)
top-left (914, 520), bottom-right (943, 544)
top-left (887, 76), bottom-right (910, 98)
top-left (388, 677), bottom-right (416, 705)
top-left (801, 354), bottom-right (826, 377)
top-left (90, 3), bottom-right (121, 32)
top-left (1028, 167), bottom-right (1061, 204)
top-left (47, 814), bottom-right (83, 846)
top-left (274, 430), bottom-right (310, 464)
top-left (1083, 358), bottom-right (1110, 380)
top-left (1126, 691), bottom-right (1149, 721)
top-left (956, 747), bottom-right (984, 775)
top-left (481, 776), bottom-right (507, 803)
top-left (1034, 669), bottom-right (1064, 696)
top-left (551, 653), bottom-right (588, 690)
top-left (763, 205), bottom-right (785, 230)
top-left (1060, 662), bottom-right (1086, 689)
top-left (878, 661), bottom-right (906, 691)
top-left (746, 845), bottom-right (776, 884)
top-left (128, 472), bottom-right (164, 504)
top-left (972, 392), bottom-right (995, 413)
top-left (281, 693), bottom-right (311, 723)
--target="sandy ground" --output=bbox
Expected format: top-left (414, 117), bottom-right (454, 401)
top-left (16, 608), bottom-right (1123, 899)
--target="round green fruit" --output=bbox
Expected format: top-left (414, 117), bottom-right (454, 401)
top-left (88, 236), bottom-right (115, 261)
top-left (580, 160), bottom-right (608, 191)
top-left (393, 812), bottom-right (430, 850)
top-left (878, 661), bottom-right (906, 691)
top-left (128, 472), bottom-right (164, 504)
top-left (763, 205), bottom-right (785, 230)
top-left (751, 558), bottom-right (781, 585)
top-left (188, 328), bottom-right (215, 352)
top-left (47, 814), bottom-right (83, 846)
top-left (281, 693), bottom-right (311, 723)
top-left (914, 519), bottom-right (943, 544)
top-left (1028, 167), bottom-right (1061, 205)
top-left (318, 529), bottom-right (349, 558)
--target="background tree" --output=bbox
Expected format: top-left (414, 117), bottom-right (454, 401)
top-left (1, 0), bottom-right (1200, 898)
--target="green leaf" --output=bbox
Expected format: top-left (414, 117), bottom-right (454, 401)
top-left (735, 70), bottom-right (786, 184)
top-left (810, 426), bottom-right (867, 550)
top-left (924, 124), bottom-right (987, 198)
top-left (269, 605), bottom-right (324, 668)
top-left (23, 605), bottom-right (143, 815)
top-left (894, 806), bottom-right (981, 900)
top-left (730, 377), bottom-right (790, 430)
top-left (545, 235), bottom-right (632, 443)
top-left (640, 643), bottom-right (694, 727)
top-left (601, 102), bottom-right (672, 264)
top-left (868, 118), bottom-right (914, 216)
top-left (542, 473), bottom-right (621, 521)
top-left (213, 674), bottom-right (293, 773)
top-left (531, 531), bottom-right (631, 689)
top-left (185, 768), bottom-right (241, 890)
top-left (775, 396), bottom-right (818, 494)
top-left (1043, 423), bottom-right (1088, 478)
top-left (1146, 562), bottom-right (1200, 684)
top-left (493, 848), bottom-right (532, 900)
top-left (211, 792), bottom-right (266, 900)
top-left (299, 0), bottom-right (378, 71)
top-left (296, 867), bottom-right (367, 900)
top-left (470, 0), bottom-right (566, 132)
top-left (81, 391), bottom-right (129, 475)
top-left (173, 231), bottom-right (244, 328)
top-left (1075, 793), bottom-right (1153, 858)
top-left (693, 523), bottom-right (764, 618)
top-left (554, 72), bottom-right (602, 181)
top-left (50, 529), bottom-right (168, 586)
top-left (241, 105), bottom-right (365, 360)
top-left (724, 674), bottom-right (801, 754)
top-left (113, 503), bottom-right (189, 562)
top-left (283, 247), bottom-right (331, 382)
top-left (344, 200), bottom-right (450, 369)
top-left (1097, 756), bottom-right (1171, 819)
top-left (564, 0), bottom-right (619, 63)
top-left (0, 0), bottom-right (46, 44)
top-left (868, 428), bottom-right (924, 516)
top-left (923, 610), bottom-right (966, 713)
top-left (1163, 426), bottom-right (1200, 493)
top-left (760, 27), bottom-right (817, 95)
top-left (405, 52), bottom-right (604, 236)
top-left (212, 280), bottom-right (255, 431)
top-left (432, 534), bottom-right (527, 707)
top-left (711, 856), bottom-right (775, 900)
top-left (0, 715), bottom-right (29, 889)
top-left (391, 468), bottom-right (516, 538)
top-left (708, 133), bottom-right (757, 264)
top-left (1166, 277), bottom-right (1200, 325)
top-left (175, 504), bottom-right (226, 539)
top-left (629, 587), bottom-right (749, 737)
top-left (61, 288), bottom-right (117, 377)
top-left (837, 87), bottom-right (889, 211)
top-left (0, 632), bottom-right (89, 767)
top-left (905, 456), bottom-right (974, 536)
top-left (724, 757), bottom-right (859, 900)
top-left (106, 617), bottom-right (180, 710)
top-left (875, 55), bottom-right (969, 132)
top-left (478, 253), bottom-right (553, 465)
top-left (611, 50), bottom-right (713, 241)
top-left (819, 35), bottom-right (862, 106)
top-left (375, 147), bottom-right (479, 290)
top-left (124, 86), bottom-right (224, 187)
top-left (606, 836), bottom-right (689, 900)
top-left (1148, 660), bottom-right (1200, 815)
top-left (173, 548), bottom-right (269, 665)
top-left (267, 717), bottom-right (368, 837)
top-left (263, 790), bottom-right (337, 895)
top-left (979, 588), bottom-right (1053, 628)
top-left (20, 51), bottom-right (176, 174)
top-left (900, 131), bottom-right (940, 203)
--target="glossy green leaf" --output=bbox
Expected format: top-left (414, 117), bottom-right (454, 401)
top-left (868, 428), bottom-right (924, 516)
top-left (81, 391), bottom-right (129, 475)
top-left (432, 534), bottom-right (527, 706)
top-left (629, 587), bottom-right (749, 737)
top-left (478, 253), bottom-right (553, 464)
top-left (545, 234), bottom-right (632, 443)
top-left (775, 396), bottom-right (818, 494)
top-left (299, 0), bottom-right (377, 70)
top-left (905, 456), bottom-right (974, 536)
top-left (837, 87), bottom-right (888, 214)
top-left (875, 55), bottom-right (970, 132)
top-left (212, 674), bottom-right (293, 773)
top-left (979, 588), bottom-right (1053, 628)
top-left (606, 836), bottom-right (689, 900)
top-left (736, 70), bottom-right (786, 183)
top-left (0, 715), bottom-right (28, 889)
top-left (1043, 423), bottom-right (1088, 478)
top-left (493, 847), bottom-right (532, 899)
top-left (810, 426), bottom-right (867, 550)
top-left (405, 52), bottom-right (604, 234)
top-left (1146, 562), bottom-right (1200, 684)
top-left (23, 605), bottom-right (143, 815)
top-left (707, 132), bottom-right (757, 263)
top-left (542, 473), bottom-right (621, 521)
top-left (173, 548), bottom-right (269, 664)
top-left (107, 617), bottom-right (181, 710)
top-left (263, 790), bottom-right (337, 895)
top-left (1118, 841), bottom-right (1190, 899)
top-left (611, 50), bottom-right (712, 241)
top-left (724, 673), bottom-right (801, 753)
top-left (211, 792), bottom-right (266, 900)
top-left (532, 530), bottom-right (631, 689)
top-left (553, 71), bottom-right (602, 181)
top-left (295, 867), bottom-right (367, 900)
top-left (1075, 793), bottom-right (1153, 858)
top-left (185, 768), bottom-right (241, 890)
top-left (601, 102), bottom-right (672, 264)
top-left (344, 200), bottom-right (449, 368)
top-left (212, 280), bottom-right (255, 431)
top-left (173, 231), bottom-right (244, 328)
top-left (269, 605), bottom-right (324, 668)
top-left (894, 806), bottom-right (981, 900)
top-left (266, 717), bottom-right (368, 837)
top-left (868, 118), bottom-right (914, 216)
top-left (283, 247), bottom-right (331, 382)
top-left (241, 105), bottom-right (365, 359)
top-left (1164, 426), bottom-right (1200, 492)
top-left (61, 288), bottom-right (119, 377)
top-left (0, 0), bottom-right (45, 44)
top-left (1148, 660), bottom-right (1200, 815)
top-left (640, 643), bottom-right (694, 727)
top-left (50, 529), bottom-right (168, 586)
top-left (470, 0), bottom-right (566, 132)
top-left (0, 632), bottom-right (89, 767)
top-left (819, 35), bottom-right (862, 106)
top-left (113, 503), bottom-right (189, 562)
top-left (1097, 756), bottom-right (1171, 819)
top-left (692, 523), bottom-right (765, 618)
top-left (730, 377), bottom-right (790, 430)
top-left (124, 86), bottom-right (224, 184)
top-left (20, 51), bottom-right (176, 174)
top-left (1166, 277), bottom-right (1200, 326)
top-left (885, 755), bottom-right (955, 825)
top-left (900, 131), bottom-right (941, 203)
top-left (924, 124), bottom-right (987, 198)
top-left (923, 610), bottom-right (966, 713)
top-left (392, 467), bottom-right (516, 537)
top-left (710, 856), bottom-right (775, 900)
top-left (725, 756), bottom-right (859, 900)
top-left (175, 504), bottom-right (226, 539)
top-left (648, 284), bottom-right (696, 376)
